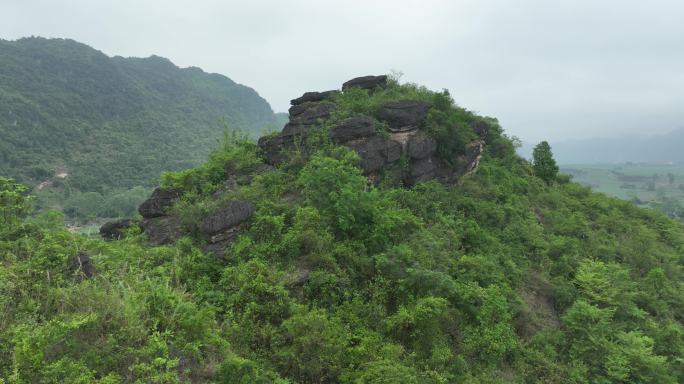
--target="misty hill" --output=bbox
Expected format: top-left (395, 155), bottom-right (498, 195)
top-left (3, 75), bottom-right (682, 383)
top-left (521, 129), bottom-right (684, 164)
top-left (0, 37), bottom-right (280, 195)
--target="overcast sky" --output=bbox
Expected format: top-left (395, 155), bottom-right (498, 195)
top-left (2, 0), bottom-right (683, 142)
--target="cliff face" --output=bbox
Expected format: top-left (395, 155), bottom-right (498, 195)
top-left (105, 75), bottom-right (492, 257)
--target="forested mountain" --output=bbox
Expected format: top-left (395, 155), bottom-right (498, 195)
top-left (0, 37), bottom-right (280, 218)
top-left (2, 76), bottom-right (683, 383)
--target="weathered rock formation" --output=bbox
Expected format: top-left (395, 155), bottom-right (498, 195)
top-left (67, 251), bottom-right (95, 281)
top-left (103, 75), bottom-right (486, 258)
top-left (258, 75), bottom-right (485, 187)
top-left (342, 75), bottom-right (388, 91)
top-left (377, 100), bottom-right (431, 132)
top-left (99, 218), bottom-right (132, 240)
top-left (138, 187), bottom-right (181, 218)
top-left (200, 200), bottom-right (256, 259)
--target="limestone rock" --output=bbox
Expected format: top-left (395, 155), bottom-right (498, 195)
top-left (290, 90), bottom-right (337, 106)
top-left (258, 134), bottom-right (290, 165)
top-left (140, 216), bottom-right (183, 245)
top-left (138, 187), bottom-right (181, 218)
top-left (99, 218), bottom-right (132, 240)
top-left (329, 116), bottom-right (376, 143)
top-left (202, 241), bottom-right (232, 260)
top-left (407, 132), bottom-right (437, 159)
top-left (342, 75), bottom-right (388, 91)
top-left (286, 102), bottom-right (336, 128)
top-left (377, 100), bottom-right (431, 132)
top-left (408, 156), bottom-right (438, 185)
top-left (67, 251), bottom-right (95, 281)
top-left (346, 136), bottom-right (402, 174)
top-left (463, 140), bottom-right (485, 176)
top-left (200, 200), bottom-right (256, 235)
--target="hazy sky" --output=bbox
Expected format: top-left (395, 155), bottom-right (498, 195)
top-left (2, 0), bottom-right (683, 142)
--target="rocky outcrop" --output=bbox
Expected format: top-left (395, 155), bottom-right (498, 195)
top-left (377, 100), bottom-right (431, 132)
top-left (342, 75), bottom-right (387, 91)
top-left (407, 132), bottom-right (437, 160)
top-left (99, 218), bottom-right (132, 240)
top-left (139, 216), bottom-right (183, 245)
top-left (258, 75), bottom-right (485, 187)
top-left (286, 102), bottom-right (336, 129)
top-left (291, 90), bottom-right (337, 106)
top-left (135, 187), bottom-right (185, 245)
top-left (330, 117), bottom-right (376, 143)
top-left (259, 101), bottom-right (337, 165)
top-left (138, 188), bottom-right (181, 218)
top-left (128, 75), bottom-right (487, 257)
top-left (200, 201), bottom-right (256, 235)
top-left (67, 251), bottom-right (95, 281)
top-left (345, 137), bottom-right (402, 174)
top-left (463, 140), bottom-right (485, 176)
top-left (199, 201), bottom-right (256, 258)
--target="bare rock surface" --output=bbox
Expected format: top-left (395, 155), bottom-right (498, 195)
top-left (200, 201), bottom-right (256, 235)
top-left (342, 75), bottom-right (388, 91)
top-left (99, 218), bottom-right (131, 240)
top-left (138, 187), bottom-right (181, 218)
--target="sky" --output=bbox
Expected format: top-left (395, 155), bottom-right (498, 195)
top-left (2, 0), bottom-right (684, 143)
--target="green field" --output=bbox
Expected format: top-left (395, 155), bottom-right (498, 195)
top-left (561, 162), bottom-right (684, 220)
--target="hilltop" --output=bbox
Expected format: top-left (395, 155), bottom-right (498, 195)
top-left (0, 37), bottom-right (281, 219)
top-left (1, 75), bottom-right (683, 383)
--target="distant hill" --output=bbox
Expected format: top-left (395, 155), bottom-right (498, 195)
top-left (520, 129), bottom-right (684, 164)
top-left (0, 37), bottom-right (281, 194)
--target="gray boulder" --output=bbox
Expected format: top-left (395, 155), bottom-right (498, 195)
top-left (138, 188), bottom-right (181, 218)
top-left (258, 134), bottom-right (290, 165)
top-left (286, 102), bottom-right (336, 128)
top-left (99, 218), bottom-right (132, 240)
top-left (140, 216), bottom-right (184, 245)
top-left (346, 137), bottom-right (402, 174)
top-left (200, 200), bottom-right (256, 235)
top-left (330, 117), bottom-right (376, 143)
top-left (377, 100), bottom-right (431, 132)
top-left (68, 251), bottom-right (95, 281)
top-left (290, 90), bottom-right (337, 106)
top-left (342, 75), bottom-right (388, 91)
top-left (408, 133), bottom-right (437, 159)
top-left (407, 157), bottom-right (438, 185)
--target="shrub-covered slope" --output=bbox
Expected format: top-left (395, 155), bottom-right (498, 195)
top-left (1, 76), bottom-right (683, 383)
top-left (0, 37), bottom-right (280, 217)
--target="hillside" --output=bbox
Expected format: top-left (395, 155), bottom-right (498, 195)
top-left (0, 37), bottom-right (280, 219)
top-left (1, 76), bottom-right (683, 383)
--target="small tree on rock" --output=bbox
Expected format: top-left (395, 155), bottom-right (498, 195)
top-left (532, 141), bottom-right (559, 184)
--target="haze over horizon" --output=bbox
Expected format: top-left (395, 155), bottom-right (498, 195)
top-left (3, 0), bottom-right (684, 143)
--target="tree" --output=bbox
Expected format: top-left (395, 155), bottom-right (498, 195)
top-left (0, 177), bottom-right (32, 230)
top-left (532, 141), bottom-right (559, 184)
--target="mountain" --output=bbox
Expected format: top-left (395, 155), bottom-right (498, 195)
top-left (521, 129), bottom-right (684, 164)
top-left (0, 37), bottom-right (281, 218)
top-left (2, 75), bottom-right (682, 383)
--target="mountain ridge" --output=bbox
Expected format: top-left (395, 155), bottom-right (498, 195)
top-left (0, 36), bottom-right (281, 218)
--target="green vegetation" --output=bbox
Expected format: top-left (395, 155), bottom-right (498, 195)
top-left (563, 162), bottom-right (684, 222)
top-left (2, 79), bottom-right (683, 383)
top-left (0, 37), bottom-right (281, 222)
top-left (532, 141), bottom-right (559, 184)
